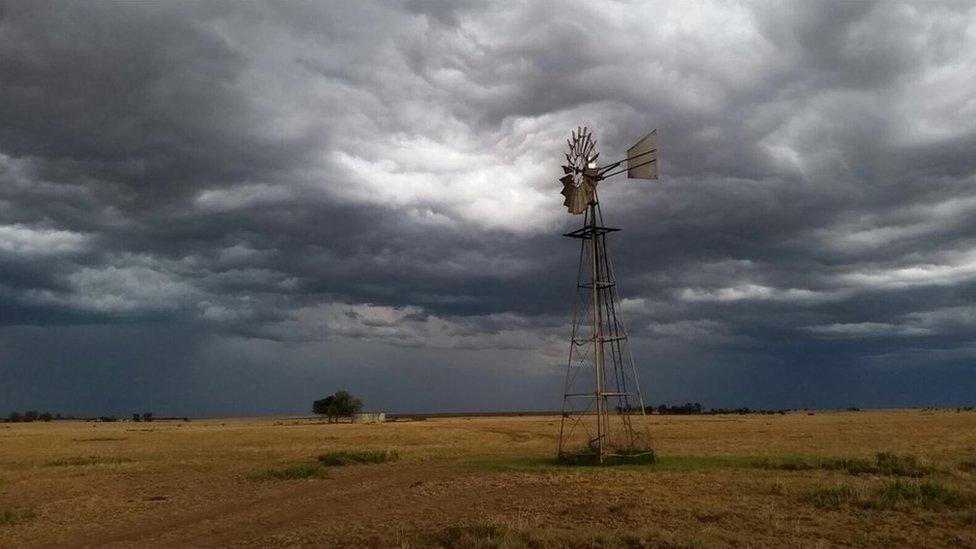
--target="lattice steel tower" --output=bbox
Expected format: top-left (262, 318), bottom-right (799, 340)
top-left (556, 127), bottom-right (658, 464)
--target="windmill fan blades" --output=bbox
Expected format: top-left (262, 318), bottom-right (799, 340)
top-left (559, 126), bottom-right (600, 214)
top-left (561, 177), bottom-right (594, 214)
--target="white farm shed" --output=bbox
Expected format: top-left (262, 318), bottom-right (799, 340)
top-left (351, 412), bottom-right (386, 424)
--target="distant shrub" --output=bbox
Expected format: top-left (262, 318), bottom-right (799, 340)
top-left (6, 410), bottom-right (60, 423)
top-left (313, 390), bottom-right (363, 423)
top-left (317, 449), bottom-right (398, 466)
top-left (649, 403), bottom-right (703, 415)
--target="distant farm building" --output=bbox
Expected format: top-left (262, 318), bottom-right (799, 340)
top-left (352, 412), bottom-right (386, 424)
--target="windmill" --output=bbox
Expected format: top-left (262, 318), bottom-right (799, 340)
top-left (557, 126), bottom-right (658, 464)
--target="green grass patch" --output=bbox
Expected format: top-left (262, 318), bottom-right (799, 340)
top-left (44, 455), bottom-right (131, 467)
top-left (555, 450), bottom-right (656, 466)
top-left (874, 480), bottom-right (969, 510)
top-left (760, 452), bottom-right (932, 477)
top-left (250, 449), bottom-right (398, 481)
top-left (0, 508), bottom-right (36, 526)
top-left (249, 463), bottom-right (328, 481)
top-left (316, 449), bottom-right (398, 466)
top-left (812, 480), bottom-right (973, 511)
top-left (466, 453), bottom-right (763, 472)
top-left (418, 522), bottom-right (664, 548)
top-left (467, 451), bottom-right (933, 477)
top-left (869, 452), bottom-right (933, 477)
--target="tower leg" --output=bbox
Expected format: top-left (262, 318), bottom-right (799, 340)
top-left (590, 202), bottom-right (606, 463)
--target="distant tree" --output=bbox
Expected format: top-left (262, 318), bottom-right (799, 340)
top-left (133, 413), bottom-right (141, 422)
top-left (329, 390), bottom-right (363, 421)
top-left (8, 412), bottom-right (23, 423)
top-left (24, 410), bottom-right (39, 422)
top-left (313, 396), bottom-right (335, 419)
top-left (38, 412), bottom-right (53, 422)
top-left (142, 413), bottom-right (153, 422)
top-left (313, 390), bottom-right (363, 423)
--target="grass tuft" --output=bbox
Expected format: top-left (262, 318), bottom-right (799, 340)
top-left (871, 452), bottom-right (933, 477)
top-left (45, 456), bottom-right (131, 467)
top-left (249, 463), bottom-right (328, 481)
top-left (317, 449), bottom-right (399, 466)
top-left (874, 480), bottom-right (968, 510)
top-left (811, 485), bottom-right (863, 509)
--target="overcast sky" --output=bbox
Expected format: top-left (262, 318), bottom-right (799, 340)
top-left (2, 1), bottom-right (975, 417)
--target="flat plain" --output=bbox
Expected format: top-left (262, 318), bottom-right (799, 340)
top-left (1, 410), bottom-right (975, 547)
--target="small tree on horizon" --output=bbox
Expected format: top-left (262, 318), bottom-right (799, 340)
top-left (313, 390), bottom-right (363, 423)
top-left (313, 395), bottom-right (335, 420)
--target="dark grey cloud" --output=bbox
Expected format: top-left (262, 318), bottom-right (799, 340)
top-left (1, 1), bottom-right (975, 416)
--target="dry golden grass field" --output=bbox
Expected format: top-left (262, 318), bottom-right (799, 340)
top-left (2, 410), bottom-right (976, 547)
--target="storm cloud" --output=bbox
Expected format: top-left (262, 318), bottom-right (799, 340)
top-left (2, 1), bottom-right (975, 416)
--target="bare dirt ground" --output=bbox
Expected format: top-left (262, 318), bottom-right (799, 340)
top-left (2, 410), bottom-right (975, 547)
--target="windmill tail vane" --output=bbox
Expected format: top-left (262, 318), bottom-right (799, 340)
top-left (556, 127), bottom-right (659, 465)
